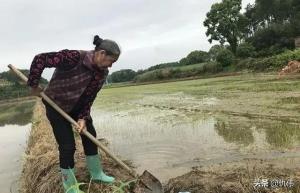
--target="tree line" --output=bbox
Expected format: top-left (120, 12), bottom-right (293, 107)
top-left (204, 0), bottom-right (299, 56)
top-left (108, 0), bottom-right (300, 83)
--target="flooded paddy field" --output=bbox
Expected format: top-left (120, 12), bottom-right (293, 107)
top-left (0, 100), bottom-right (35, 193)
top-left (91, 73), bottom-right (300, 192)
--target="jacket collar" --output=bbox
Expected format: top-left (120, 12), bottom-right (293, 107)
top-left (82, 50), bottom-right (107, 73)
top-left (82, 50), bottom-right (96, 71)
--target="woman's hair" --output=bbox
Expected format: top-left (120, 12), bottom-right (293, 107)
top-left (93, 35), bottom-right (121, 57)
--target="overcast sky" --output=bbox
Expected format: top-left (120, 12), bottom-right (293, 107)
top-left (0, 0), bottom-right (254, 80)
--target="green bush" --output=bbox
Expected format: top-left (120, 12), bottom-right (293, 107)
top-left (216, 48), bottom-right (235, 67)
top-left (236, 43), bottom-right (256, 58)
top-left (185, 50), bottom-right (209, 65)
top-left (169, 68), bottom-right (183, 78)
top-left (235, 57), bottom-right (256, 70)
top-left (254, 45), bottom-right (289, 57)
top-left (110, 69), bottom-right (136, 83)
top-left (200, 62), bottom-right (221, 74)
top-left (248, 23), bottom-right (295, 57)
top-left (179, 50), bottom-right (209, 65)
top-left (179, 57), bottom-right (188, 65)
top-left (236, 49), bottom-right (300, 71)
top-left (208, 45), bottom-right (224, 61)
top-left (147, 62), bottom-right (180, 71)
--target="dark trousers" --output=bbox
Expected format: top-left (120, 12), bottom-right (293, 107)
top-left (42, 99), bottom-right (98, 169)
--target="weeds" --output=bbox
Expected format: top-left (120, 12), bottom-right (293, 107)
top-left (67, 168), bottom-right (86, 193)
top-left (111, 179), bottom-right (137, 193)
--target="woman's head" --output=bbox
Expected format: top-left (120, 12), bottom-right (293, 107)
top-left (93, 35), bottom-right (121, 68)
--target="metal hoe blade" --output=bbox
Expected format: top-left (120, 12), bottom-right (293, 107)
top-left (133, 170), bottom-right (163, 193)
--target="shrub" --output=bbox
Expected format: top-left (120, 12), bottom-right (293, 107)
top-left (254, 45), bottom-right (289, 57)
top-left (235, 57), bottom-right (256, 70)
top-left (236, 42), bottom-right (256, 58)
top-left (179, 57), bottom-right (188, 65)
top-left (216, 49), bottom-right (235, 67)
top-left (236, 49), bottom-right (300, 71)
top-left (248, 23), bottom-right (295, 57)
top-left (208, 45), bottom-right (224, 61)
top-left (185, 50), bottom-right (209, 65)
top-left (147, 62), bottom-right (180, 71)
top-left (110, 69), bottom-right (136, 83)
top-left (179, 50), bottom-right (210, 65)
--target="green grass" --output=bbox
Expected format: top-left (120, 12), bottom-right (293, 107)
top-left (279, 96), bottom-right (300, 104)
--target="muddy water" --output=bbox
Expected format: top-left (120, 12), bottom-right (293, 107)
top-left (0, 101), bottom-right (34, 193)
top-left (92, 94), bottom-right (300, 183)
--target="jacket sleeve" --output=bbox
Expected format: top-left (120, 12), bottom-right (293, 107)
top-left (77, 69), bottom-right (109, 120)
top-left (27, 49), bottom-right (81, 88)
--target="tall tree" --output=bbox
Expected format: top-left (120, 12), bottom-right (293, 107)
top-left (254, 0), bottom-right (293, 25)
top-left (203, 0), bottom-right (247, 54)
top-left (244, 0), bottom-right (299, 53)
top-left (291, 0), bottom-right (300, 36)
top-left (244, 3), bottom-right (259, 38)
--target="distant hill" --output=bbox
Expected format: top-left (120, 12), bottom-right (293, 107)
top-left (0, 69), bottom-right (48, 100)
top-left (0, 69), bottom-right (48, 86)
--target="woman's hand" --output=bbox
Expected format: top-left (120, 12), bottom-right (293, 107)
top-left (30, 87), bottom-right (43, 97)
top-left (76, 119), bottom-right (86, 133)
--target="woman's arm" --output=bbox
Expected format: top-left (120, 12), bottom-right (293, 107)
top-left (27, 49), bottom-right (81, 88)
top-left (77, 69), bottom-right (109, 120)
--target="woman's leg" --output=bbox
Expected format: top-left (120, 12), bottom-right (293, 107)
top-left (42, 99), bottom-right (76, 169)
top-left (81, 117), bottom-right (115, 183)
top-left (41, 99), bottom-right (85, 193)
top-left (80, 118), bottom-right (98, 156)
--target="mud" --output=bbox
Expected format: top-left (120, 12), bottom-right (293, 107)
top-left (164, 158), bottom-right (300, 193)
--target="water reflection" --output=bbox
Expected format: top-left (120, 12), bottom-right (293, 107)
top-left (0, 101), bottom-right (35, 126)
top-left (0, 101), bottom-right (34, 193)
top-left (92, 107), bottom-right (300, 182)
top-left (0, 124), bottom-right (31, 193)
top-left (215, 118), bottom-right (300, 149)
top-left (259, 121), bottom-right (300, 148)
top-left (215, 121), bottom-right (254, 146)
top-left (92, 109), bottom-right (237, 181)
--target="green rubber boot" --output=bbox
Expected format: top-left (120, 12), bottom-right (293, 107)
top-left (60, 168), bottom-right (85, 193)
top-left (86, 154), bottom-right (115, 183)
